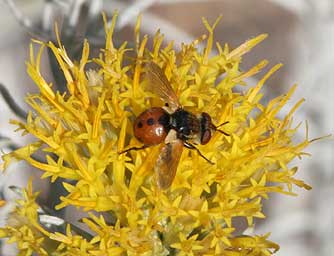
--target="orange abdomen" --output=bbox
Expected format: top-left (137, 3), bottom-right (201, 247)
top-left (133, 107), bottom-right (170, 145)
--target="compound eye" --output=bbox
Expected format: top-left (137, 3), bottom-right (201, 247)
top-left (201, 112), bottom-right (211, 122)
top-left (201, 129), bottom-right (211, 145)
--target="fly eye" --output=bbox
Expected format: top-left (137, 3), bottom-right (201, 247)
top-left (201, 130), bottom-right (211, 145)
top-left (201, 112), bottom-right (211, 122)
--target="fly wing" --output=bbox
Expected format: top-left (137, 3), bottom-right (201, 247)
top-left (146, 62), bottom-right (181, 111)
top-left (155, 139), bottom-right (183, 190)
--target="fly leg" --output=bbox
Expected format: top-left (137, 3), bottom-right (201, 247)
top-left (183, 141), bottom-right (214, 165)
top-left (119, 145), bottom-right (149, 154)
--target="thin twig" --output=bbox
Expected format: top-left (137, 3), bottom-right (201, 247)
top-left (0, 83), bottom-right (27, 119)
top-left (116, 0), bottom-right (157, 30)
top-left (0, 134), bottom-right (18, 151)
top-left (3, 0), bottom-right (48, 39)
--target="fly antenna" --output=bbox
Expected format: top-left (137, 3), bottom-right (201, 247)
top-left (213, 121), bottom-right (230, 136)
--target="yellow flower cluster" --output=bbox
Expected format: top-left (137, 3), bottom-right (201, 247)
top-left (0, 179), bottom-right (50, 255)
top-left (1, 13), bottom-right (313, 255)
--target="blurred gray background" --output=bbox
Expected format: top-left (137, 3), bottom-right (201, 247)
top-left (0, 0), bottom-right (333, 255)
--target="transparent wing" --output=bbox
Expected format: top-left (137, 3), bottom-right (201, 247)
top-left (155, 139), bottom-right (183, 190)
top-left (146, 62), bottom-right (181, 111)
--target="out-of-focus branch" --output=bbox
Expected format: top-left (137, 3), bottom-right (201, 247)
top-left (0, 83), bottom-right (27, 120)
top-left (116, 0), bottom-right (156, 29)
top-left (3, 0), bottom-right (48, 39)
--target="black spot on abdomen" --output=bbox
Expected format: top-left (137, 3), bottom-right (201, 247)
top-left (137, 121), bottom-right (143, 128)
top-left (147, 118), bottom-right (155, 126)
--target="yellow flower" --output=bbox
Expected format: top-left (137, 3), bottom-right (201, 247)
top-left (0, 13), bottom-right (316, 255)
top-left (171, 233), bottom-right (203, 256)
top-left (0, 179), bottom-right (50, 255)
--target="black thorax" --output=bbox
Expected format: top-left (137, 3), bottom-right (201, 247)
top-left (170, 109), bottom-right (200, 140)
